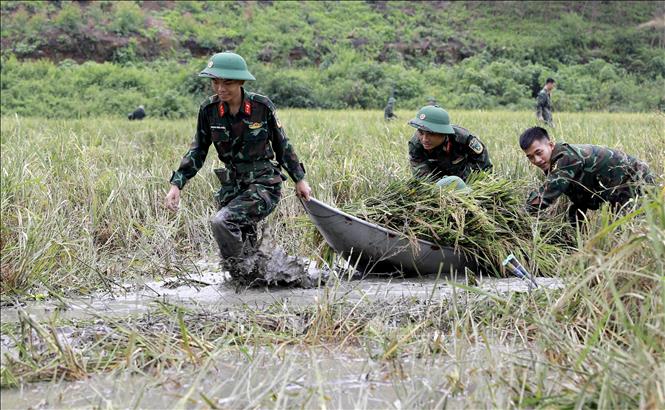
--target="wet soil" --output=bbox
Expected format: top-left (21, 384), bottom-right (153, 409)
top-left (1, 338), bottom-right (545, 409)
top-left (0, 259), bottom-right (564, 409)
top-left (0, 257), bottom-right (562, 323)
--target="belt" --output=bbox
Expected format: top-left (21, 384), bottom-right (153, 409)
top-left (230, 160), bottom-right (275, 174)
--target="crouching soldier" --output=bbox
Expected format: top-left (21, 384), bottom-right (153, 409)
top-left (407, 105), bottom-right (492, 183)
top-left (519, 126), bottom-right (655, 225)
top-left (128, 105), bottom-right (146, 120)
top-left (164, 52), bottom-right (312, 278)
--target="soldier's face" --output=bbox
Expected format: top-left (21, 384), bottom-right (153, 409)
top-left (523, 139), bottom-right (555, 172)
top-left (211, 79), bottom-right (244, 102)
top-left (418, 130), bottom-right (446, 151)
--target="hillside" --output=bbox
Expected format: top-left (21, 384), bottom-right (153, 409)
top-left (1, 1), bottom-right (664, 116)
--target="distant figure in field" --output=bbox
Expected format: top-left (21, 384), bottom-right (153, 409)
top-left (536, 78), bottom-right (555, 127)
top-left (408, 105), bottom-right (492, 182)
top-left (384, 96), bottom-right (397, 121)
top-left (128, 105), bottom-right (146, 121)
top-left (519, 126), bottom-right (655, 225)
top-left (426, 96), bottom-right (437, 106)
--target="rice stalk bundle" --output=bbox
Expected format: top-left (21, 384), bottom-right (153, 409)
top-left (342, 173), bottom-right (572, 276)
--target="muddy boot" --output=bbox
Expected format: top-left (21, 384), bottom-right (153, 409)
top-left (222, 245), bottom-right (273, 288)
top-left (222, 256), bottom-right (259, 288)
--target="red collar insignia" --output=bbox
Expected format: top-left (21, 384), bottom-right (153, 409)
top-left (243, 100), bottom-right (251, 115)
top-left (218, 103), bottom-right (225, 117)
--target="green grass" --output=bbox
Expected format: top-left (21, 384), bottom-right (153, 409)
top-left (1, 110), bottom-right (664, 408)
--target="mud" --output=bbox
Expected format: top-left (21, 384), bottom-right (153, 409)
top-left (0, 257), bottom-right (563, 323)
top-left (0, 259), bottom-right (566, 409)
top-left (1, 341), bottom-right (539, 409)
top-left (226, 232), bottom-right (328, 288)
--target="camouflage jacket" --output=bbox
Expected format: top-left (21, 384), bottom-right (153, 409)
top-left (384, 103), bottom-right (396, 119)
top-left (526, 143), bottom-right (654, 212)
top-left (170, 89), bottom-right (305, 189)
top-left (408, 125), bottom-right (492, 181)
top-left (536, 88), bottom-right (552, 122)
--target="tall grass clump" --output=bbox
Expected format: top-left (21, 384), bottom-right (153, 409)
top-left (526, 188), bottom-right (665, 408)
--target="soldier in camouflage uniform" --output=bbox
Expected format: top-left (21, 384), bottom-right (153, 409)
top-left (128, 105), bottom-right (146, 120)
top-left (536, 78), bottom-right (555, 127)
top-left (384, 96), bottom-right (397, 120)
top-left (408, 106), bottom-right (492, 182)
top-left (165, 52), bottom-right (312, 275)
top-left (520, 127), bottom-right (655, 224)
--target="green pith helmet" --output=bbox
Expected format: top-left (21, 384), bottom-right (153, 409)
top-left (199, 52), bottom-right (256, 81)
top-left (408, 106), bottom-right (454, 134)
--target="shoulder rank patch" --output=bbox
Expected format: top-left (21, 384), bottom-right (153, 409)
top-left (274, 112), bottom-right (282, 128)
top-left (468, 137), bottom-right (483, 154)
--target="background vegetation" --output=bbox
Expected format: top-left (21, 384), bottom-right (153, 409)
top-left (2, 1), bottom-right (664, 117)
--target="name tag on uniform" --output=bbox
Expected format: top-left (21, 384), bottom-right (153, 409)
top-left (211, 125), bottom-right (227, 131)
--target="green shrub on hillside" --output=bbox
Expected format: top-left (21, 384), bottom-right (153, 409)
top-left (2, 53), bottom-right (663, 118)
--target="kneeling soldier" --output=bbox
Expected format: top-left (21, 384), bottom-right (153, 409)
top-left (519, 126), bottom-right (655, 224)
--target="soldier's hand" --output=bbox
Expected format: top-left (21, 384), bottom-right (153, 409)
top-left (295, 179), bottom-right (312, 201)
top-left (165, 185), bottom-right (181, 211)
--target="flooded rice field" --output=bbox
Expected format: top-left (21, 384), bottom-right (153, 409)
top-left (1, 258), bottom-right (562, 322)
top-left (2, 341), bottom-right (547, 409)
top-left (1, 259), bottom-right (565, 409)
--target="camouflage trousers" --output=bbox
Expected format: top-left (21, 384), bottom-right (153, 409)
top-left (567, 164), bottom-right (655, 226)
top-left (210, 180), bottom-right (281, 259)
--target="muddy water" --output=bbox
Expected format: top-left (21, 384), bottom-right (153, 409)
top-left (0, 258), bottom-right (563, 322)
top-left (1, 259), bottom-right (564, 409)
top-left (1, 341), bottom-right (538, 409)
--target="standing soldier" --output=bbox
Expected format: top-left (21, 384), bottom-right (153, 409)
top-left (408, 105), bottom-right (492, 182)
top-left (519, 127), bottom-right (655, 225)
top-left (384, 96), bottom-right (397, 120)
top-left (536, 78), bottom-right (555, 127)
top-left (164, 52), bottom-right (312, 279)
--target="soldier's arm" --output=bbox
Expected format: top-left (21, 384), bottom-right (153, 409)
top-left (526, 156), bottom-right (582, 214)
top-left (465, 135), bottom-right (492, 172)
top-left (169, 107), bottom-right (212, 189)
top-left (267, 107), bottom-right (306, 182)
top-left (408, 138), bottom-right (434, 179)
